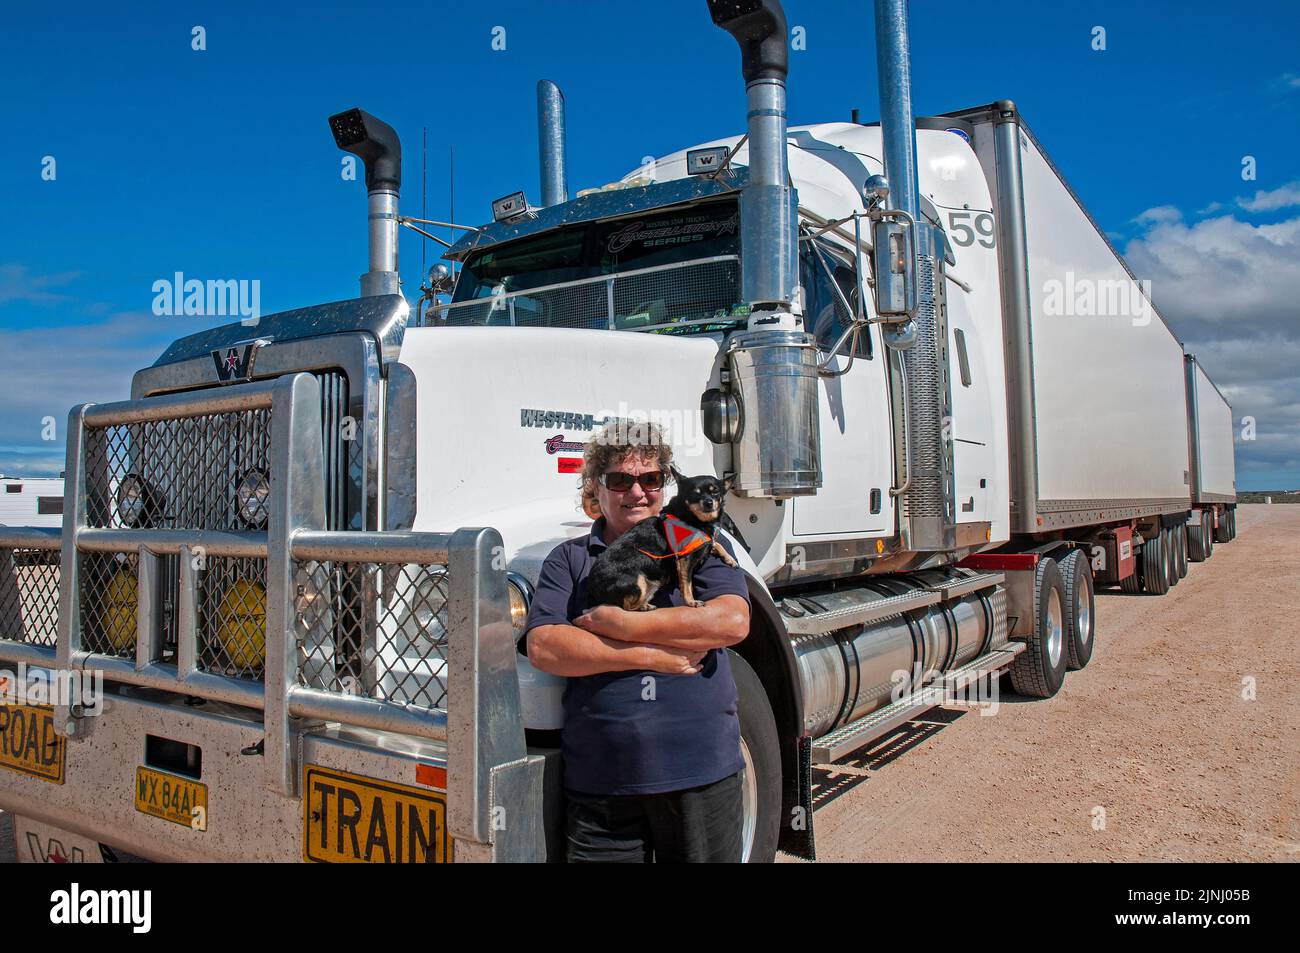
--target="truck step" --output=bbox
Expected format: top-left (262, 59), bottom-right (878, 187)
top-left (782, 571), bottom-right (1005, 635)
top-left (811, 641), bottom-right (1026, 762)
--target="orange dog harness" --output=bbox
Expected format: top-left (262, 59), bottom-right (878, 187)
top-left (637, 514), bottom-right (711, 559)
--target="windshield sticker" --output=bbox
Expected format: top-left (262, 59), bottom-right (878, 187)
top-left (605, 212), bottom-right (738, 255)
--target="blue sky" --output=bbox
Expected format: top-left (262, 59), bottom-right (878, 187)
top-left (2, 0), bottom-right (1298, 487)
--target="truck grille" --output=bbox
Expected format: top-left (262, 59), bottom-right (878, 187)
top-left (80, 371), bottom-right (353, 678)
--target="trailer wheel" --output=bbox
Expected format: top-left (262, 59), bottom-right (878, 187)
top-left (729, 650), bottom-right (781, 863)
top-left (1187, 516), bottom-right (1207, 562)
top-left (1166, 526), bottom-right (1181, 588)
top-left (1227, 507), bottom-right (1237, 541)
top-left (1175, 524), bottom-right (1188, 579)
top-left (1142, 530), bottom-right (1170, 595)
top-left (1009, 557), bottom-right (1068, 698)
top-left (1213, 507), bottom-right (1231, 544)
top-left (1060, 550), bottom-right (1095, 671)
top-left (1119, 568), bottom-right (1143, 593)
top-left (1204, 512), bottom-right (1215, 558)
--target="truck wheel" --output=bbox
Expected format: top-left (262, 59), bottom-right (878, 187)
top-left (1204, 513), bottom-right (1215, 558)
top-left (1214, 508), bottom-right (1231, 544)
top-left (1164, 526), bottom-right (1179, 588)
top-left (1227, 508), bottom-right (1237, 541)
top-left (1009, 557), bottom-right (1068, 698)
top-left (1175, 524), bottom-right (1188, 578)
top-left (1119, 567), bottom-right (1143, 593)
top-left (1187, 517), bottom-right (1207, 562)
top-left (1142, 530), bottom-right (1169, 595)
top-left (1060, 550), bottom-right (1095, 670)
top-left (728, 650), bottom-right (781, 863)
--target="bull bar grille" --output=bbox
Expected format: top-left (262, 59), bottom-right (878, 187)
top-left (0, 546), bottom-right (60, 647)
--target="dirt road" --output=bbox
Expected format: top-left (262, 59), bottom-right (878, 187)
top-left (789, 504), bottom-right (1299, 862)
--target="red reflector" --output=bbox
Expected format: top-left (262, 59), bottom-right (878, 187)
top-left (557, 457), bottom-right (582, 473)
top-left (416, 764), bottom-right (447, 789)
top-left (957, 553), bottom-right (1041, 572)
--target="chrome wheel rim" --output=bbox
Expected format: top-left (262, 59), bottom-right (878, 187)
top-left (738, 737), bottom-right (758, 862)
top-left (1046, 589), bottom-right (1064, 668)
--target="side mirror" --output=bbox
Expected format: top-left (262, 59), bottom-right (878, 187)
top-left (872, 217), bottom-right (917, 318)
top-left (863, 174), bottom-right (891, 210)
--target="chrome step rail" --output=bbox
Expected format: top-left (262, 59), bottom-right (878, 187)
top-left (781, 570), bottom-right (1005, 636)
top-left (811, 641), bottom-right (1025, 762)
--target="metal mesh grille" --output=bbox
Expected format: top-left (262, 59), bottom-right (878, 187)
top-left (78, 551), bottom-right (139, 659)
top-left (85, 409), bottom-right (273, 531)
top-left (433, 257), bottom-right (741, 332)
top-left (196, 556), bottom-right (268, 679)
top-left (0, 548), bottom-right (60, 646)
top-left (901, 251), bottom-right (951, 522)
top-left (294, 560), bottom-right (449, 711)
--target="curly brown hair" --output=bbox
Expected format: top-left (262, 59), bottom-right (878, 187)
top-left (579, 420), bottom-right (674, 520)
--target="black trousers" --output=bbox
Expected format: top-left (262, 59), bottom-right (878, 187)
top-left (564, 772), bottom-right (743, 863)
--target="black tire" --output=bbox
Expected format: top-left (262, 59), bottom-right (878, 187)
top-left (1205, 512), bottom-right (1215, 558)
top-left (1009, 558), bottom-right (1069, 698)
top-left (1175, 524), bottom-right (1188, 579)
top-left (1060, 550), bottom-right (1095, 671)
top-left (1165, 526), bottom-right (1180, 588)
top-left (1188, 514), bottom-right (1207, 562)
top-left (1227, 507), bottom-right (1237, 541)
top-left (728, 650), bottom-right (781, 864)
top-left (1143, 529), bottom-right (1169, 595)
top-left (1119, 567), bottom-right (1143, 593)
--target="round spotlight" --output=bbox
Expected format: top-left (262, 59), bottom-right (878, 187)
top-left (236, 469), bottom-right (271, 527)
top-left (116, 474), bottom-right (151, 528)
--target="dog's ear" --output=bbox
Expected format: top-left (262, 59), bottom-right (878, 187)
top-left (722, 472), bottom-right (735, 493)
top-left (668, 464), bottom-right (685, 485)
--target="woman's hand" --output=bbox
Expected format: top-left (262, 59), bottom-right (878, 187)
top-left (572, 605), bottom-right (633, 641)
top-left (638, 645), bottom-right (708, 676)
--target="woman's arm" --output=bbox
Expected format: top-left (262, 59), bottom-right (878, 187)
top-left (527, 623), bottom-right (707, 677)
top-left (572, 594), bottom-right (750, 652)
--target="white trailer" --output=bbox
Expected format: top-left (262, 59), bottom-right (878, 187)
top-left (0, 477), bottom-right (64, 529)
top-left (1185, 354), bottom-right (1238, 555)
top-left (0, 0), bottom-right (1239, 864)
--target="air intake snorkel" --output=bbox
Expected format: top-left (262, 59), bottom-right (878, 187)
top-left (329, 108), bottom-right (403, 297)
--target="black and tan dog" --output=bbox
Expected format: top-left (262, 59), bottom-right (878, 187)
top-left (586, 468), bottom-right (738, 610)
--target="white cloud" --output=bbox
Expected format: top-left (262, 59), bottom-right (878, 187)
top-left (0, 264), bottom-right (80, 305)
top-left (1238, 180), bottom-right (1300, 213)
top-left (1126, 211), bottom-right (1300, 485)
top-left (1274, 72), bottom-right (1300, 90)
top-left (1133, 205), bottom-right (1183, 227)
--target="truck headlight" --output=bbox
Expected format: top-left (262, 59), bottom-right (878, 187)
top-left (236, 469), bottom-right (271, 527)
top-left (116, 474), bottom-right (154, 528)
top-left (506, 572), bottom-right (532, 633)
top-left (103, 569), bottom-right (138, 650)
top-left (216, 578), bottom-right (267, 668)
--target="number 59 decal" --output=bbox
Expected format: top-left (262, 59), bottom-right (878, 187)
top-left (947, 210), bottom-right (996, 248)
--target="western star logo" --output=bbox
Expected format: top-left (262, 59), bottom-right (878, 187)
top-left (521, 409), bottom-right (602, 431)
top-left (210, 341), bottom-right (264, 383)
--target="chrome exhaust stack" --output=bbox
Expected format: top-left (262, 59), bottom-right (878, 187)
top-left (873, 0), bottom-right (955, 550)
top-left (536, 80), bottom-right (569, 207)
top-left (329, 108), bottom-right (402, 298)
top-left (708, 0), bottom-right (822, 498)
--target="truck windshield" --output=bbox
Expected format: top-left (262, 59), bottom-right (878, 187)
top-left (435, 199), bottom-right (744, 333)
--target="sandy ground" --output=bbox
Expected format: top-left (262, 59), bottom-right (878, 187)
top-left (2, 506), bottom-right (1295, 864)
top-left (785, 504), bottom-right (1299, 862)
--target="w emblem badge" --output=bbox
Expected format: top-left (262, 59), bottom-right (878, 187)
top-left (210, 342), bottom-right (262, 383)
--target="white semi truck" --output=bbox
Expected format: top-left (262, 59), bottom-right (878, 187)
top-left (0, 0), bottom-right (1236, 863)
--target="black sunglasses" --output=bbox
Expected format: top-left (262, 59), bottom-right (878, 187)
top-left (599, 469), bottom-right (667, 492)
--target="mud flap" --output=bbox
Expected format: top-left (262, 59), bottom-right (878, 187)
top-left (777, 734), bottom-right (816, 861)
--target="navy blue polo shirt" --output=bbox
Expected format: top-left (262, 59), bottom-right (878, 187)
top-left (523, 517), bottom-right (750, 796)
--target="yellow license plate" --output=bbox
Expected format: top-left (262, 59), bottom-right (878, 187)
top-left (303, 764), bottom-right (450, 863)
top-left (135, 766), bottom-right (209, 830)
top-left (0, 704), bottom-right (65, 783)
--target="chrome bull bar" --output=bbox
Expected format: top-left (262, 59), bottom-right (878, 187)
top-left (1, 373), bottom-right (533, 857)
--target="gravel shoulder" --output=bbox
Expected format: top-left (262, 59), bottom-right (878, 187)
top-left (785, 504), bottom-right (1299, 863)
